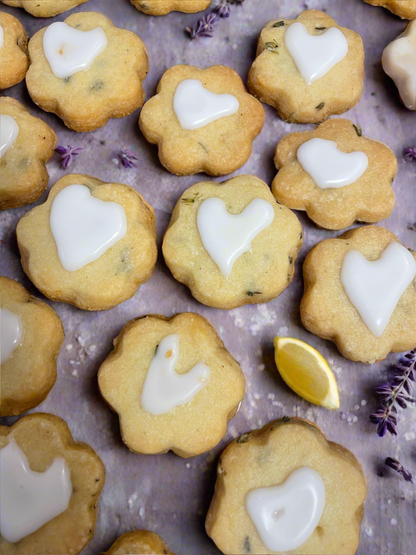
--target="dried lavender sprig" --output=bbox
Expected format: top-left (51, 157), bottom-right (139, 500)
top-left (215, 0), bottom-right (231, 18)
top-left (186, 12), bottom-right (219, 39)
top-left (56, 145), bottom-right (84, 170)
top-left (118, 149), bottom-right (138, 169)
top-left (385, 457), bottom-right (414, 483)
top-left (403, 147), bottom-right (416, 162)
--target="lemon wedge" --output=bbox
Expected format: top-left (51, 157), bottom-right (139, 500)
top-left (273, 337), bottom-right (340, 410)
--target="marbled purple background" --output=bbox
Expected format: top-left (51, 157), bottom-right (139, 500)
top-left (0, 0), bottom-right (415, 554)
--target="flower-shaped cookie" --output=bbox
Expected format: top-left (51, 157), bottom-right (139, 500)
top-left (1, 0), bottom-right (90, 17)
top-left (98, 313), bottom-right (245, 458)
top-left (382, 20), bottom-right (416, 110)
top-left (0, 413), bottom-right (105, 555)
top-left (16, 174), bottom-right (157, 311)
top-left (139, 65), bottom-right (264, 176)
top-left (247, 10), bottom-right (364, 124)
top-left (0, 11), bottom-right (28, 89)
top-left (301, 226), bottom-right (416, 364)
top-left (26, 12), bottom-right (148, 132)
top-left (163, 175), bottom-right (303, 309)
top-left (105, 530), bottom-right (175, 555)
top-left (0, 277), bottom-right (64, 417)
top-left (0, 97), bottom-right (57, 211)
top-left (364, 0), bottom-right (416, 19)
top-left (272, 118), bottom-right (397, 230)
top-left (206, 418), bottom-right (367, 555)
top-left (131, 0), bottom-right (211, 15)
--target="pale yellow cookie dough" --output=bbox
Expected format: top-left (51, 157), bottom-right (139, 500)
top-left (16, 174), bottom-right (157, 311)
top-left (1, 0), bottom-right (90, 17)
top-left (162, 175), bottom-right (303, 309)
top-left (272, 118), bottom-right (397, 230)
top-left (139, 65), bottom-right (264, 176)
top-left (301, 226), bottom-right (416, 363)
top-left (0, 11), bottom-right (28, 89)
top-left (98, 313), bottom-right (245, 458)
top-left (0, 97), bottom-right (57, 211)
top-left (364, 0), bottom-right (416, 19)
top-left (206, 418), bottom-right (367, 555)
top-left (247, 10), bottom-right (365, 124)
top-left (0, 413), bottom-right (105, 555)
top-left (26, 12), bottom-right (148, 132)
top-left (105, 530), bottom-right (174, 555)
top-left (131, 0), bottom-right (211, 15)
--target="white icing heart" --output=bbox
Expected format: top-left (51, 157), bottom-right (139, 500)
top-left (246, 467), bottom-right (326, 552)
top-left (50, 184), bottom-right (127, 272)
top-left (297, 138), bottom-right (369, 189)
top-left (285, 22), bottom-right (349, 84)
top-left (43, 22), bottom-right (108, 79)
top-left (0, 308), bottom-right (23, 365)
top-left (173, 79), bottom-right (239, 130)
top-left (141, 334), bottom-right (210, 416)
top-left (341, 242), bottom-right (416, 338)
top-left (0, 115), bottom-right (19, 159)
top-left (0, 439), bottom-right (72, 544)
top-left (197, 198), bottom-right (275, 278)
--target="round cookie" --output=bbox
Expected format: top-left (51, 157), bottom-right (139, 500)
top-left (16, 174), bottom-right (157, 311)
top-left (272, 118), bottom-right (397, 230)
top-left (364, 0), bottom-right (416, 19)
top-left (1, 0), bottom-right (90, 17)
top-left (98, 313), bottom-right (245, 458)
top-left (0, 413), bottom-right (105, 555)
top-left (0, 11), bottom-right (28, 90)
top-left (162, 175), bottom-right (303, 310)
top-left (301, 226), bottom-right (416, 364)
top-left (0, 97), bottom-right (57, 211)
top-left (131, 0), bottom-right (211, 15)
top-left (247, 10), bottom-right (365, 124)
top-left (0, 277), bottom-right (64, 417)
top-left (105, 530), bottom-right (174, 555)
top-left (26, 11), bottom-right (148, 132)
top-left (139, 65), bottom-right (264, 176)
top-left (206, 418), bottom-right (367, 555)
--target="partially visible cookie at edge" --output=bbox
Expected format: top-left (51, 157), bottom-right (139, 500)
top-left (131, 0), bottom-right (211, 15)
top-left (1, 0), bottom-right (90, 17)
top-left (104, 530), bottom-right (175, 555)
top-left (0, 11), bottom-right (29, 89)
top-left (364, 0), bottom-right (416, 19)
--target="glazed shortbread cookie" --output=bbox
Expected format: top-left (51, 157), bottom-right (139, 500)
top-left (139, 65), bottom-right (264, 176)
top-left (0, 277), bottom-right (64, 417)
top-left (0, 97), bottom-right (57, 211)
top-left (16, 174), bottom-right (157, 311)
top-left (0, 413), bottom-right (105, 555)
top-left (272, 118), bottom-right (397, 230)
top-left (162, 176), bottom-right (303, 309)
top-left (26, 12), bottom-right (148, 132)
top-left (105, 530), bottom-right (174, 555)
top-left (206, 418), bottom-right (367, 555)
top-left (98, 313), bottom-right (245, 458)
top-left (131, 0), bottom-right (211, 15)
top-left (364, 0), bottom-right (416, 19)
top-left (301, 226), bottom-right (416, 363)
top-left (1, 0), bottom-right (90, 17)
top-left (0, 11), bottom-right (28, 89)
top-left (247, 10), bottom-right (365, 123)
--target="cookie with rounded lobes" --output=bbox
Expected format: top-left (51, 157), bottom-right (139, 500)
top-left (247, 10), bottom-right (364, 124)
top-left (1, 0), bottom-right (90, 17)
top-left (364, 0), bottom-right (416, 19)
top-left (0, 413), bottom-right (105, 555)
top-left (301, 226), bottom-right (416, 364)
top-left (131, 0), bottom-right (211, 15)
top-left (0, 11), bottom-right (28, 89)
top-left (139, 65), bottom-right (264, 176)
top-left (16, 174), bottom-right (157, 311)
top-left (105, 530), bottom-right (174, 555)
top-left (272, 118), bottom-right (397, 230)
top-left (98, 313), bottom-right (245, 458)
top-left (162, 175), bottom-right (303, 310)
top-left (0, 97), bottom-right (57, 211)
top-left (0, 277), bottom-right (64, 417)
top-left (206, 418), bottom-right (367, 555)
top-left (26, 12), bottom-right (148, 132)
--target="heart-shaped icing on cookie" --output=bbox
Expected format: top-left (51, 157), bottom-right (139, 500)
top-left (297, 138), bottom-right (369, 189)
top-left (141, 334), bottom-right (210, 416)
top-left (0, 114), bottom-right (19, 159)
top-left (50, 184), bottom-right (127, 272)
top-left (0, 308), bottom-right (23, 365)
top-left (341, 242), bottom-right (416, 337)
top-left (246, 467), bottom-right (326, 552)
top-left (173, 79), bottom-right (240, 130)
top-left (43, 22), bottom-right (108, 79)
top-left (197, 197), bottom-right (275, 278)
top-left (0, 439), bottom-right (72, 543)
top-left (285, 22), bottom-right (349, 84)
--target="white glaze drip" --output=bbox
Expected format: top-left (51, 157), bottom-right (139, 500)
top-left (0, 25), bottom-right (4, 49)
top-left (0, 308), bottom-right (23, 364)
top-left (0, 114), bottom-right (19, 159)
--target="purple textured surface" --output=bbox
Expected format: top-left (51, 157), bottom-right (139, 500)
top-left (1, 0), bottom-right (416, 554)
